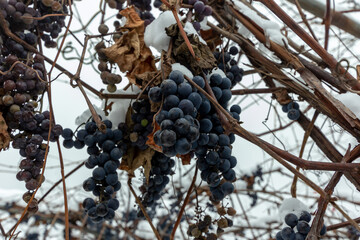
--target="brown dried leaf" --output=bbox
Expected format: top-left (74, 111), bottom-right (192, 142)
top-left (103, 6), bottom-right (157, 87)
top-left (179, 153), bottom-right (191, 165)
top-left (0, 112), bottom-right (10, 151)
top-left (200, 29), bottom-right (223, 51)
top-left (166, 24), bottom-right (217, 75)
top-left (145, 119), bottom-right (162, 153)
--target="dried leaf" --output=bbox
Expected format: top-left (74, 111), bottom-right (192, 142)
top-left (103, 6), bottom-right (157, 87)
top-left (200, 29), bottom-right (223, 51)
top-left (0, 112), bottom-right (10, 151)
top-left (166, 24), bottom-right (217, 75)
top-left (146, 117), bottom-right (162, 153)
top-left (179, 153), bottom-right (191, 165)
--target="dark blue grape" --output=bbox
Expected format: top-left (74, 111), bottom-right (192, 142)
top-left (211, 188), bottom-right (225, 201)
top-left (297, 221), bottom-right (310, 235)
top-left (110, 147), bottom-right (123, 160)
top-left (285, 213), bottom-right (298, 228)
top-left (229, 46), bottom-right (238, 55)
top-left (206, 151), bottom-right (219, 165)
top-left (199, 118), bottom-right (212, 133)
top-left (218, 159), bottom-right (230, 172)
top-left (84, 135), bottom-right (96, 147)
top-left (104, 161), bottom-right (117, 174)
top-left (148, 86), bottom-right (162, 102)
top-left (210, 74), bottom-right (222, 86)
top-left (175, 138), bottom-right (191, 155)
top-left (106, 173), bottom-right (118, 185)
top-left (61, 128), bottom-right (73, 140)
top-left (188, 92), bottom-right (202, 109)
top-left (198, 100), bottom-right (211, 115)
top-left (168, 107), bottom-right (184, 121)
top-left (288, 109), bottom-right (300, 120)
top-left (83, 198), bottom-right (96, 210)
top-left (63, 139), bottom-right (74, 148)
top-left (77, 129), bottom-right (88, 141)
top-left (276, 231), bottom-right (284, 240)
top-left (211, 87), bottom-right (222, 100)
top-left (178, 99), bottom-right (194, 115)
top-left (220, 77), bottom-right (231, 89)
top-left (155, 110), bottom-right (168, 124)
top-left (192, 76), bottom-right (205, 88)
top-left (72, 139), bottom-right (84, 149)
top-left (169, 70), bottom-right (184, 84)
top-left (174, 118), bottom-right (190, 136)
top-left (295, 233), bottom-right (305, 240)
top-left (92, 167), bottom-right (106, 180)
top-left (178, 82), bottom-right (192, 98)
top-left (223, 169), bottom-right (236, 181)
top-left (221, 182), bottom-right (234, 195)
top-left (299, 211), bottom-right (311, 222)
top-left (287, 102), bottom-right (299, 110)
top-left (160, 79), bottom-right (177, 96)
top-left (281, 227), bottom-right (295, 240)
top-left (102, 140), bottom-right (115, 152)
top-left (320, 224), bottom-right (326, 235)
top-left (96, 203), bottom-right (108, 217)
top-left (83, 178), bottom-right (96, 191)
top-left (230, 105), bottom-right (241, 114)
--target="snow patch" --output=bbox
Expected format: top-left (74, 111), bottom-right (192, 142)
top-left (171, 63), bottom-right (193, 79)
top-left (144, 11), bottom-right (177, 52)
top-left (76, 86), bottom-right (141, 128)
top-left (207, 68), bottom-right (227, 79)
top-left (200, 17), bottom-right (211, 31)
top-left (232, 1), bottom-right (287, 46)
top-left (184, 22), bottom-right (206, 45)
top-left (279, 198), bottom-right (310, 221)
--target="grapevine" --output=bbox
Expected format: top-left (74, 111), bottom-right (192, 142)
top-left (0, 0), bottom-right (360, 240)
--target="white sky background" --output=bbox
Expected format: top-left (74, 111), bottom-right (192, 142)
top-left (1, 0), bottom-right (360, 239)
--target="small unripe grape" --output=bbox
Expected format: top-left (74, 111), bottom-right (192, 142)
top-left (107, 84), bottom-right (117, 92)
top-left (98, 24), bottom-right (109, 35)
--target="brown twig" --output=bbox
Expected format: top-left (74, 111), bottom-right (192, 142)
top-left (127, 178), bottom-right (161, 240)
top-left (170, 166), bottom-right (198, 240)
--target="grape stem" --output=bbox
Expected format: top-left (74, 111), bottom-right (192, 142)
top-left (170, 166), bottom-right (198, 240)
top-left (127, 178), bottom-right (162, 240)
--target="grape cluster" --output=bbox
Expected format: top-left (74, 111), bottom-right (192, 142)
top-left (0, 0), bottom-right (40, 33)
top-left (149, 70), bottom-right (202, 157)
top-left (213, 46), bottom-right (244, 88)
top-left (63, 119), bottom-right (123, 222)
top-left (11, 104), bottom-right (62, 208)
top-left (282, 101), bottom-right (300, 121)
top-left (194, 73), bottom-right (240, 202)
top-left (187, 215), bottom-right (215, 239)
top-left (276, 211), bottom-right (327, 240)
top-left (139, 152), bottom-right (175, 208)
top-left (95, 41), bottom-right (122, 92)
top-left (37, 0), bottom-right (68, 48)
top-left (128, 100), bottom-right (155, 150)
top-left (187, 0), bottom-right (212, 31)
top-left (137, 10), bottom-right (155, 27)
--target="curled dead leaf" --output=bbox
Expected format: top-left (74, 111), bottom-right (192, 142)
top-left (0, 112), bottom-right (10, 151)
top-left (103, 6), bottom-right (157, 87)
